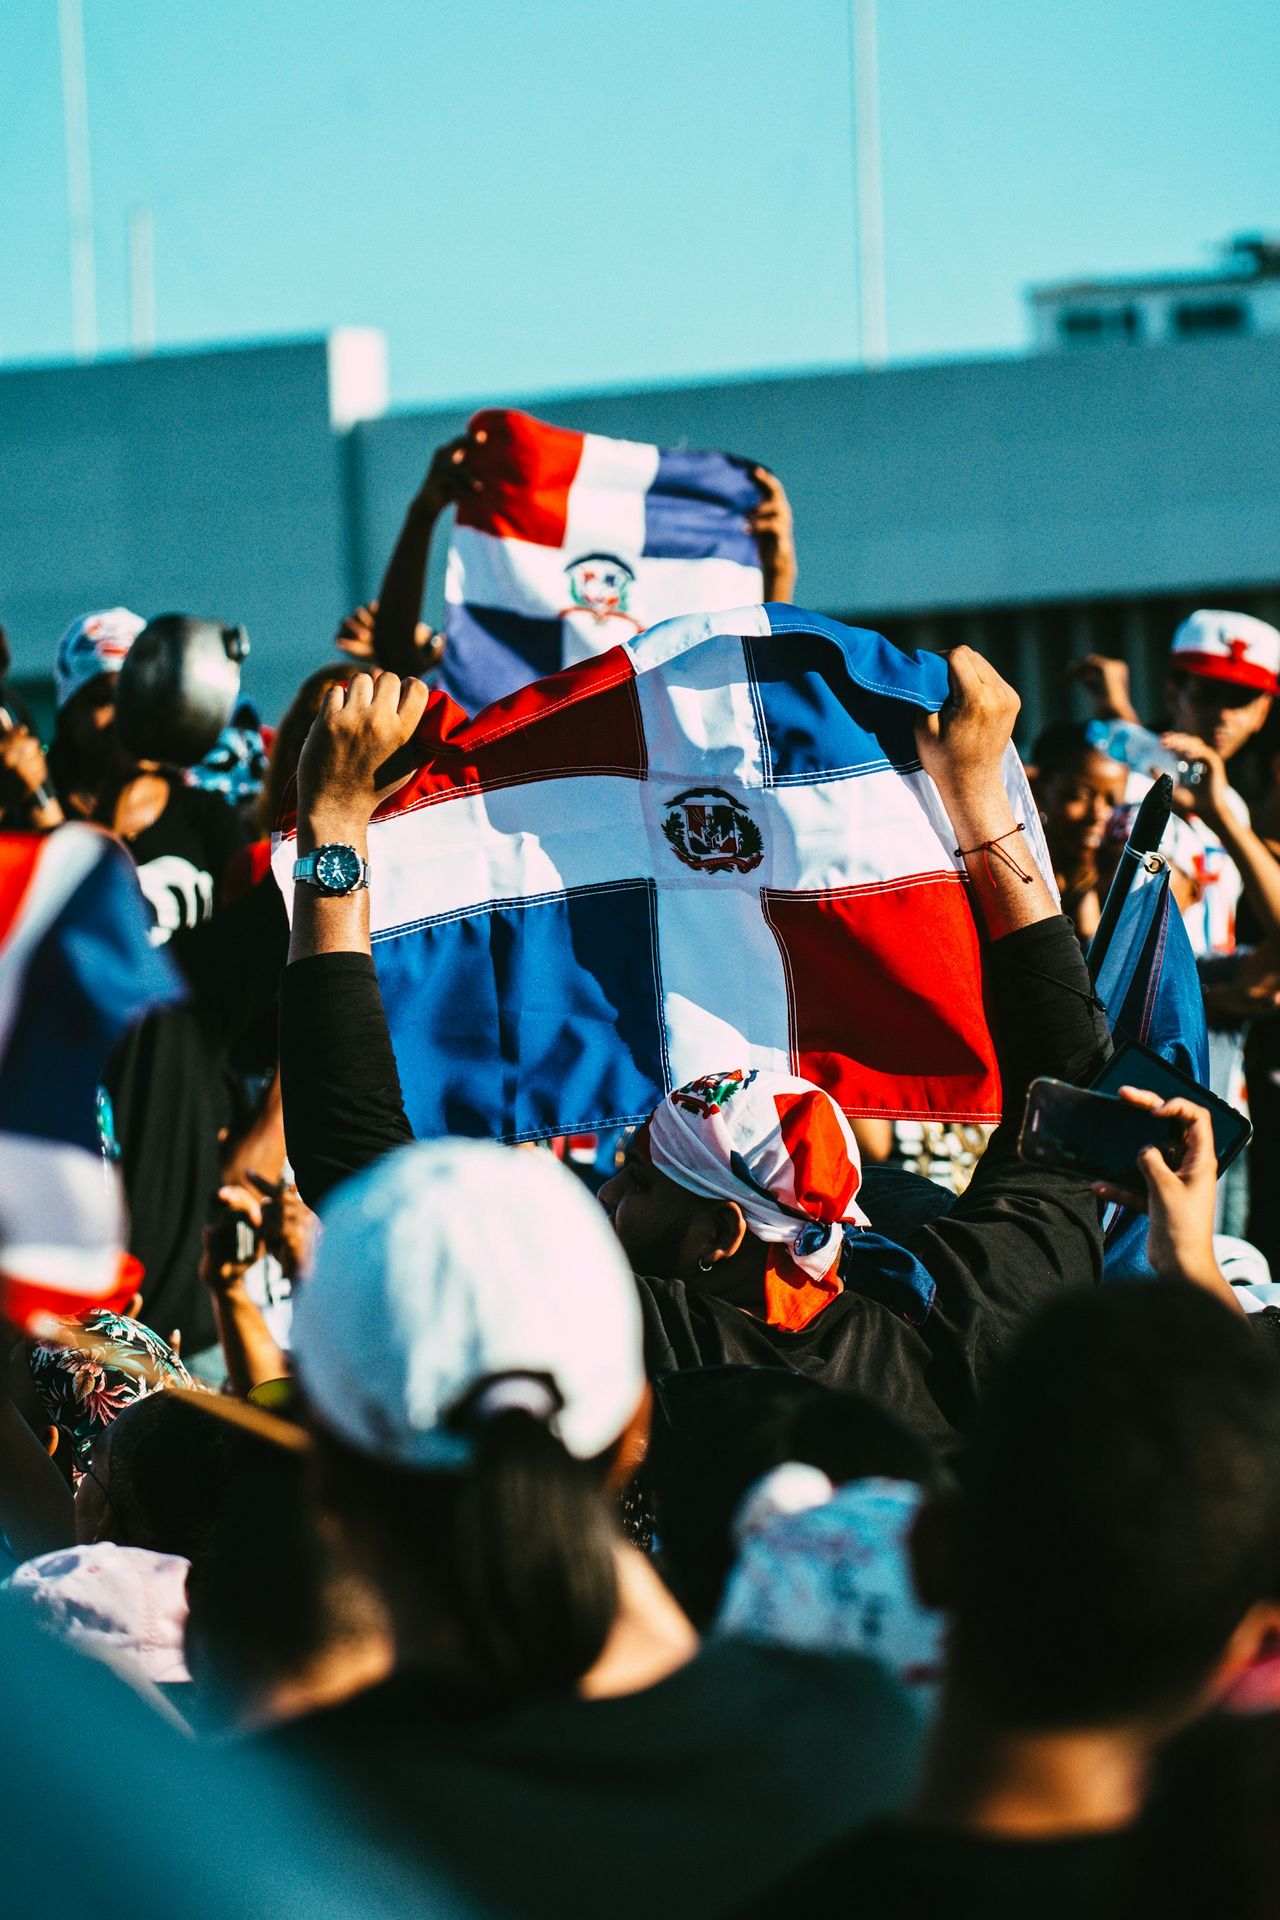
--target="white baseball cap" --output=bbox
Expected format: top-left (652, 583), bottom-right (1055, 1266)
top-left (1170, 609), bottom-right (1280, 698)
top-left (53, 607), bottom-right (145, 710)
top-left (293, 1140), bottom-right (647, 1470)
top-left (10, 1543), bottom-right (191, 1685)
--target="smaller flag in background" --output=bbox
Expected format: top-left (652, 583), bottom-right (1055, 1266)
top-left (0, 827), bottom-right (185, 1328)
top-left (441, 407), bottom-right (765, 711)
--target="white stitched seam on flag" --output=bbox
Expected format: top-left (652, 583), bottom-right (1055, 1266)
top-left (759, 890), bottom-right (799, 1077)
top-left (369, 876), bottom-right (653, 941)
top-left (642, 878), bottom-right (674, 1094)
top-left (381, 763), bottom-right (646, 822)
top-left (767, 757), bottom-right (928, 787)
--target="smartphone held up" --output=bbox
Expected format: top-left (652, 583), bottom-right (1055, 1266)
top-left (1018, 1078), bottom-right (1187, 1201)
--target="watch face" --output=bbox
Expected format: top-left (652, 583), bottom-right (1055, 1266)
top-left (314, 844), bottom-right (363, 895)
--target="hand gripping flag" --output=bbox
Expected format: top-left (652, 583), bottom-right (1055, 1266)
top-left (0, 827), bottom-right (185, 1327)
top-left (274, 605), bottom-right (1054, 1144)
top-left (441, 408), bottom-right (764, 711)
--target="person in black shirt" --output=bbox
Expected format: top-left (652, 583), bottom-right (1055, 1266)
top-left (738, 1268), bottom-right (1280, 1920)
top-left (279, 648), bottom-right (1111, 1449)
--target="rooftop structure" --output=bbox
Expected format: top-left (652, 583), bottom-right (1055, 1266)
top-left (1028, 234), bottom-right (1280, 352)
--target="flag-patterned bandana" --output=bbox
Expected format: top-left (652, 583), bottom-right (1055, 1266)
top-left (645, 1068), bottom-right (870, 1332)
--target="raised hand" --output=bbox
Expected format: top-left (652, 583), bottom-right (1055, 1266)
top-left (336, 599), bottom-right (442, 669)
top-left (1066, 653), bottom-right (1138, 722)
top-left (414, 428), bottom-right (489, 520)
top-left (749, 466), bottom-right (797, 601)
top-left (914, 646), bottom-right (1021, 813)
top-left (296, 670), bottom-right (430, 846)
top-left (1092, 1087), bottom-right (1238, 1310)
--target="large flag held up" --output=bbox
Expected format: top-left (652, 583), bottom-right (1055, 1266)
top-left (0, 827), bottom-right (185, 1328)
top-left (276, 604), bottom-right (1054, 1145)
top-left (440, 407), bottom-right (764, 711)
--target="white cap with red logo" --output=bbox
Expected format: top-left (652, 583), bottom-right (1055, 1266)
top-left (1170, 609), bottom-right (1280, 698)
top-left (53, 607), bottom-right (145, 711)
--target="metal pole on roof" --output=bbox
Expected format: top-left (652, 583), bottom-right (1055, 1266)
top-left (851, 0), bottom-right (887, 366)
top-left (58, 0), bottom-right (97, 359)
top-left (128, 207), bottom-right (155, 355)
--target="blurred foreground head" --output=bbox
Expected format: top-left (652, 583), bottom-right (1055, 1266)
top-left (942, 1284), bottom-right (1280, 1731)
top-left (294, 1140), bottom-right (649, 1699)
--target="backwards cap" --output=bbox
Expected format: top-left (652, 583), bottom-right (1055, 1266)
top-left (54, 608), bottom-right (145, 710)
top-left (293, 1140), bottom-right (646, 1471)
top-left (1170, 609), bottom-right (1280, 698)
top-left (644, 1067), bottom-right (868, 1333)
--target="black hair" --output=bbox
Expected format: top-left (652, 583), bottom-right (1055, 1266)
top-left (1030, 720), bottom-right (1098, 780)
top-left (951, 1284), bottom-right (1280, 1730)
top-left (318, 1405), bottom-right (620, 1702)
top-left (646, 1364), bottom-right (943, 1628)
top-left (104, 1391), bottom-right (254, 1564)
top-left (184, 1441), bottom-right (383, 1721)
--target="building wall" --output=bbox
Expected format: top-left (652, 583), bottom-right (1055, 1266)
top-left (0, 339), bottom-right (352, 722)
top-left (4, 329), bottom-right (1279, 746)
top-left (352, 332), bottom-right (1280, 740)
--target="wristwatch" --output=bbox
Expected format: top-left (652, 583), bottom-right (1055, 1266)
top-left (293, 844), bottom-right (370, 896)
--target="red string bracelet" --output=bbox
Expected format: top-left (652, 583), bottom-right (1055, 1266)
top-left (953, 822), bottom-right (1034, 885)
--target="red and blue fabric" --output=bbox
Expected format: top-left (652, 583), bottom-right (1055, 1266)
top-left (274, 603), bottom-right (1054, 1152)
top-left (442, 408), bottom-right (764, 711)
top-left (0, 827), bottom-right (186, 1327)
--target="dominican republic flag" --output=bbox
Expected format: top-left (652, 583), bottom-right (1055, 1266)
top-left (275, 605), bottom-right (1054, 1145)
top-left (441, 407), bottom-right (764, 711)
top-left (0, 828), bottom-right (185, 1328)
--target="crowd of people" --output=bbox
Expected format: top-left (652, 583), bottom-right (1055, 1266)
top-left (5, 448), bottom-right (1280, 1919)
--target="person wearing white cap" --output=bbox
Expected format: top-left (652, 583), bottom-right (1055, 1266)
top-left (264, 1137), bottom-right (921, 1919)
top-left (1077, 612), bottom-right (1280, 1238)
top-left (1076, 609), bottom-right (1280, 962)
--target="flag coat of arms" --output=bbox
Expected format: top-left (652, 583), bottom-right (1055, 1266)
top-left (0, 827), bottom-right (185, 1326)
top-left (441, 407), bottom-right (764, 711)
top-left (275, 605), bottom-right (1054, 1145)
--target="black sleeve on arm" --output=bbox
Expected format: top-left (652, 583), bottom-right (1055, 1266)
top-left (981, 911), bottom-right (1113, 1105)
top-left (280, 953), bottom-right (414, 1208)
top-left (906, 913), bottom-right (1113, 1438)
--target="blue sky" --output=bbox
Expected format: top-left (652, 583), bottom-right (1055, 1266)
top-left (3, 0), bottom-right (1278, 404)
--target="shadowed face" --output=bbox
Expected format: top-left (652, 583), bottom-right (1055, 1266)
top-left (1036, 750), bottom-right (1127, 865)
top-left (1168, 673), bottom-right (1273, 762)
top-left (597, 1133), bottom-right (719, 1284)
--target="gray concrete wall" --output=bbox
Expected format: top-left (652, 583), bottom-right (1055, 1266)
top-left (0, 339), bottom-right (351, 722)
top-left (352, 333), bottom-right (1280, 629)
top-left (4, 328), bottom-right (1278, 732)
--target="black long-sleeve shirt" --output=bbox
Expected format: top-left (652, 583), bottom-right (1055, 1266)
top-left (280, 913), bottom-right (1110, 1448)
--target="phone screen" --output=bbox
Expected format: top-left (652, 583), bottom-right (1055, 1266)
top-left (1091, 1042), bottom-right (1252, 1173)
top-left (1019, 1078), bottom-right (1185, 1190)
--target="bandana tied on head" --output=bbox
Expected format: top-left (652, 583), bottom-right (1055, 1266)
top-left (28, 1309), bottom-right (193, 1481)
top-left (645, 1069), bottom-right (869, 1332)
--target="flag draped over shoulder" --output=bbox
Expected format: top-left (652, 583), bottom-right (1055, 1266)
top-left (0, 827), bottom-right (186, 1327)
top-left (274, 604), bottom-right (1055, 1145)
top-left (441, 408), bottom-right (764, 711)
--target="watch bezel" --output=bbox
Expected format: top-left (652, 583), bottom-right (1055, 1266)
top-left (311, 843), bottom-right (365, 896)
